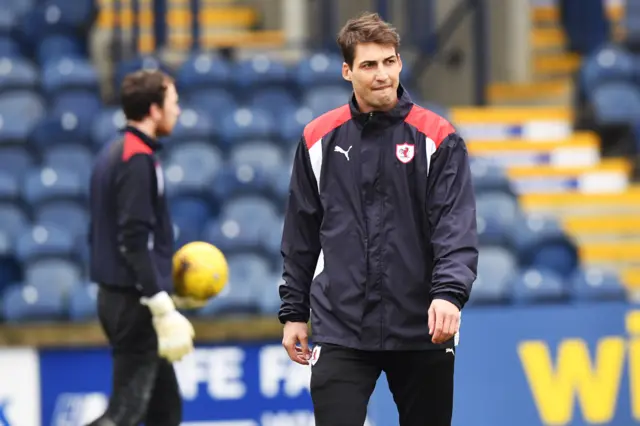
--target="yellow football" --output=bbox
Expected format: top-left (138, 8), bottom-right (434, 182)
top-left (172, 241), bottom-right (229, 301)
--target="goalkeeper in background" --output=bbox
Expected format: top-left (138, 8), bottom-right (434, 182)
top-left (86, 70), bottom-right (202, 426)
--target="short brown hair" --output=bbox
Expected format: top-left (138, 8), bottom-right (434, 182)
top-left (337, 12), bottom-right (401, 68)
top-left (120, 69), bottom-right (174, 121)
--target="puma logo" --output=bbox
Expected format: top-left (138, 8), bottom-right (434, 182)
top-left (334, 145), bottom-right (353, 161)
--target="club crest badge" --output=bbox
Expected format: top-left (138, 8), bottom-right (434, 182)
top-left (310, 345), bottom-right (321, 366)
top-left (396, 143), bottom-right (415, 163)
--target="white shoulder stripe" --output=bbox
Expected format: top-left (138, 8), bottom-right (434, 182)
top-left (425, 136), bottom-right (437, 176)
top-left (308, 138), bottom-right (323, 189)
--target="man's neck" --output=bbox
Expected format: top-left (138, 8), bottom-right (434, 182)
top-left (126, 120), bottom-right (157, 140)
top-left (354, 92), bottom-right (398, 114)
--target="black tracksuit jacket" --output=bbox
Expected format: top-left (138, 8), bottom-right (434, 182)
top-left (278, 86), bottom-right (479, 350)
top-left (88, 126), bottom-right (174, 297)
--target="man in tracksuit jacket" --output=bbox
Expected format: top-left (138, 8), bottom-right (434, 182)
top-left (87, 70), bottom-right (197, 426)
top-left (279, 13), bottom-right (478, 426)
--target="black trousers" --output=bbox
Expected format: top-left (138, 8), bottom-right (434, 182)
top-left (310, 343), bottom-right (455, 426)
top-left (86, 285), bottom-right (182, 426)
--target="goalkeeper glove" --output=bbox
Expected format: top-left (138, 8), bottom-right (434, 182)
top-left (140, 291), bottom-right (195, 362)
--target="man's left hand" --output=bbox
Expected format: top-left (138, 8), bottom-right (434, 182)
top-left (428, 299), bottom-right (460, 344)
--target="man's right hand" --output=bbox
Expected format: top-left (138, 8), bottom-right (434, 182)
top-left (140, 291), bottom-right (195, 362)
top-left (282, 321), bottom-right (310, 365)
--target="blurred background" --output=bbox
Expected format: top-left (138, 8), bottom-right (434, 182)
top-left (0, 0), bottom-right (638, 425)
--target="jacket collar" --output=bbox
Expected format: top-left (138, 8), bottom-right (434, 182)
top-left (349, 84), bottom-right (414, 129)
top-left (123, 125), bottom-right (162, 151)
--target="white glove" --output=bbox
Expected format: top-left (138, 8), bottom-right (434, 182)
top-left (140, 291), bottom-right (195, 362)
top-left (171, 294), bottom-right (209, 310)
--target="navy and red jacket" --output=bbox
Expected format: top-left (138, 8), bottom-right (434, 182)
top-left (278, 86), bottom-right (479, 351)
top-left (88, 126), bottom-right (174, 297)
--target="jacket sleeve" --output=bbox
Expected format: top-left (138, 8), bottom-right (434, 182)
top-left (115, 154), bottom-right (166, 297)
top-left (278, 137), bottom-right (323, 324)
top-left (426, 132), bottom-right (479, 310)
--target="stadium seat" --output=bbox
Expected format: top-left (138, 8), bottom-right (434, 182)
top-left (249, 88), bottom-right (299, 114)
top-left (221, 195), bottom-right (280, 220)
top-left (164, 141), bottom-right (224, 196)
top-left (219, 106), bottom-right (275, 148)
top-left (257, 274), bottom-right (285, 315)
top-left (579, 44), bottom-right (635, 100)
top-left (41, 57), bottom-right (99, 97)
top-left (228, 140), bottom-right (286, 176)
top-left (42, 144), bottom-right (94, 182)
top-left (51, 90), bottom-right (102, 123)
top-left (0, 57), bottom-right (38, 93)
top-left (468, 246), bottom-right (516, 305)
top-left (0, 36), bottom-right (21, 58)
top-left (511, 214), bottom-right (579, 278)
top-left (276, 105), bottom-right (316, 146)
top-left (14, 224), bottom-right (77, 263)
top-left (0, 171), bottom-right (18, 200)
top-left (91, 107), bottom-right (125, 148)
top-left (210, 163), bottom-right (273, 202)
top-left (0, 0), bottom-right (35, 33)
top-left (0, 146), bottom-right (35, 178)
top-left (0, 230), bottom-right (20, 294)
top-left (176, 52), bottom-right (231, 95)
top-left (268, 167), bottom-right (292, 204)
top-left (294, 52), bottom-right (346, 88)
top-left (231, 55), bottom-right (289, 94)
top-left (183, 87), bottom-right (238, 116)
top-left (35, 201), bottom-right (88, 240)
top-left (68, 282), bottom-right (98, 321)
top-left (469, 159), bottom-right (515, 196)
top-left (0, 202), bottom-right (29, 238)
top-left (113, 55), bottom-right (172, 93)
top-left (30, 113), bottom-right (92, 149)
top-left (163, 106), bottom-right (217, 146)
top-left (22, 166), bottom-right (86, 207)
top-left (36, 34), bottom-right (83, 65)
top-left (24, 257), bottom-right (82, 294)
top-left (0, 90), bottom-right (45, 143)
top-left (1, 283), bottom-right (65, 322)
top-left (571, 267), bottom-right (627, 302)
top-left (304, 86), bottom-right (352, 114)
top-left (591, 81), bottom-right (640, 125)
top-left (171, 195), bottom-right (215, 246)
top-left (512, 268), bottom-right (568, 304)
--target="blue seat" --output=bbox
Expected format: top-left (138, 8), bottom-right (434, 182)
top-left (268, 168), bottom-right (292, 204)
top-left (0, 0), bottom-right (34, 33)
top-left (219, 107), bottom-right (275, 148)
top-left (14, 224), bottom-right (76, 262)
top-left (35, 201), bottom-right (88, 239)
top-left (91, 107), bottom-right (125, 148)
top-left (0, 90), bottom-right (45, 143)
top-left (221, 195), bottom-right (279, 221)
top-left (469, 160), bottom-right (514, 195)
top-left (1, 283), bottom-right (65, 322)
top-left (0, 202), bottom-right (29, 238)
top-left (511, 214), bottom-right (579, 278)
top-left (30, 113), bottom-right (92, 149)
top-left (0, 37), bottom-right (20, 57)
top-left (183, 88), bottom-right (238, 115)
top-left (197, 253), bottom-right (270, 315)
top-left (42, 144), bottom-right (93, 181)
top-left (68, 282), bottom-right (98, 321)
top-left (512, 268), bottom-right (568, 304)
top-left (22, 166), bottom-right (85, 207)
top-left (51, 90), bottom-right (102, 122)
top-left (163, 107), bottom-right (216, 145)
top-left (0, 57), bottom-right (38, 93)
top-left (37, 34), bottom-right (83, 65)
top-left (164, 142), bottom-right (224, 195)
top-left (476, 191), bottom-right (520, 226)
top-left (210, 164), bottom-right (272, 203)
top-left (294, 52), bottom-right (346, 88)
top-left (258, 274), bottom-right (285, 315)
top-left (250, 88), bottom-right (299, 114)
top-left (171, 196), bottom-right (214, 246)
top-left (24, 257), bottom-right (82, 293)
top-left (204, 215), bottom-right (269, 254)
top-left (579, 45), bottom-right (635, 100)
top-left (304, 86), bottom-right (351, 114)
top-left (176, 53), bottom-right (231, 94)
top-left (571, 267), bottom-right (626, 302)
top-left (0, 171), bottom-right (18, 200)
top-left (0, 146), bottom-right (33, 180)
top-left (262, 216), bottom-right (284, 258)
top-left (228, 141), bottom-right (286, 176)
top-left (232, 55), bottom-right (289, 93)
top-left (592, 81), bottom-right (640, 125)
top-left (276, 105), bottom-right (316, 146)
top-left (41, 58), bottom-right (99, 96)
top-left (468, 246), bottom-right (516, 305)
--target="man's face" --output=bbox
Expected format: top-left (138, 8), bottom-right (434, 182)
top-left (153, 83), bottom-right (181, 137)
top-left (343, 42), bottom-right (402, 112)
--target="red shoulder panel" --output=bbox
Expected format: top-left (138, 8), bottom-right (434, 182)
top-left (303, 105), bottom-right (351, 150)
top-left (122, 131), bottom-right (153, 162)
top-left (404, 105), bottom-right (456, 148)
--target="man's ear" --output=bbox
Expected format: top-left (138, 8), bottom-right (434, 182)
top-left (342, 62), bottom-right (352, 82)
